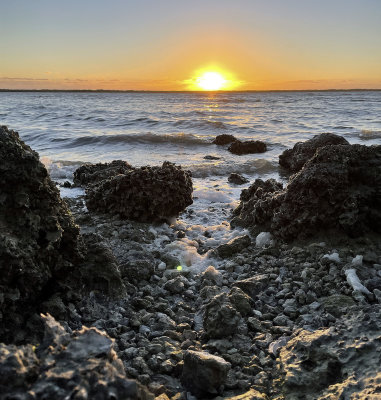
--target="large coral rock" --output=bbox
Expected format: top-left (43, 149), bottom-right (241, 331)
top-left (279, 132), bottom-right (349, 173)
top-left (181, 350), bottom-right (231, 398)
top-left (0, 126), bottom-right (84, 342)
top-left (73, 159), bottom-right (133, 186)
top-left (277, 305), bottom-right (381, 400)
top-left (0, 314), bottom-right (154, 399)
top-left (233, 144), bottom-right (381, 240)
top-left (85, 161), bottom-right (193, 222)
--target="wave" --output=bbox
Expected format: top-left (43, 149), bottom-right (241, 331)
top-left (64, 132), bottom-right (210, 148)
top-left (173, 119), bottom-right (227, 130)
top-left (187, 159), bottom-right (277, 178)
top-left (359, 129), bottom-right (381, 140)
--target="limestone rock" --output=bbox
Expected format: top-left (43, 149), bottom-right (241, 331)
top-left (85, 161), bottom-right (193, 223)
top-left (181, 350), bottom-right (231, 397)
top-left (228, 140), bottom-right (267, 155)
top-left (279, 132), bottom-right (349, 173)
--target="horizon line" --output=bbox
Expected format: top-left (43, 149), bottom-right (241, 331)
top-left (1, 88), bottom-right (381, 93)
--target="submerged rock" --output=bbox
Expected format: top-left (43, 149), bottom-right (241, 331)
top-left (181, 350), bottom-right (231, 397)
top-left (0, 126), bottom-right (84, 342)
top-left (85, 161), bottom-right (193, 222)
top-left (0, 314), bottom-right (154, 400)
top-left (73, 159), bottom-right (133, 186)
top-left (228, 140), bottom-right (267, 155)
top-left (233, 144), bottom-right (381, 240)
top-left (279, 132), bottom-right (349, 172)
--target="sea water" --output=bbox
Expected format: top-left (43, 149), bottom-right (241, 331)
top-left (1, 90), bottom-right (380, 269)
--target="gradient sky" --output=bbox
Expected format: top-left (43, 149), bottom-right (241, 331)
top-left (1, 0), bottom-right (380, 90)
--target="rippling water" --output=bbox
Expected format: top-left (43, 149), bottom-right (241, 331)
top-left (1, 90), bottom-right (380, 268)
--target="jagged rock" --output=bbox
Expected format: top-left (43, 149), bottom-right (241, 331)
top-left (227, 389), bottom-right (267, 399)
top-left (216, 235), bottom-right (252, 258)
top-left (229, 287), bottom-right (252, 315)
top-left (203, 293), bottom-right (241, 338)
top-left (212, 134), bottom-right (238, 145)
top-left (73, 160), bottom-right (133, 186)
top-left (0, 314), bottom-right (154, 399)
top-left (181, 350), bottom-right (230, 397)
top-left (120, 258), bottom-right (155, 283)
top-left (233, 144), bottom-right (381, 240)
top-left (228, 173), bottom-right (249, 185)
top-left (279, 132), bottom-right (349, 172)
top-left (278, 305), bottom-right (381, 399)
top-left (85, 161), bottom-right (193, 222)
top-left (233, 275), bottom-right (269, 298)
top-left (0, 126), bottom-right (84, 342)
top-left (228, 140), bottom-right (267, 155)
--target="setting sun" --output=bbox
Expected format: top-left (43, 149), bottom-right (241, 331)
top-left (196, 71), bottom-right (227, 91)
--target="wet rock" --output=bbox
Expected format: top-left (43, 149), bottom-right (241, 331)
top-left (216, 235), bottom-right (252, 258)
top-left (212, 134), bottom-right (238, 145)
top-left (279, 132), bottom-right (349, 173)
top-left (73, 159), bottom-right (133, 186)
top-left (0, 314), bottom-right (154, 400)
top-left (228, 140), bottom-right (267, 155)
top-left (203, 293), bottom-right (241, 338)
top-left (0, 126), bottom-right (84, 342)
top-left (86, 161), bottom-right (193, 223)
top-left (228, 173), bottom-right (249, 185)
top-left (233, 144), bottom-right (381, 239)
top-left (181, 350), bottom-right (230, 397)
top-left (278, 305), bottom-right (381, 399)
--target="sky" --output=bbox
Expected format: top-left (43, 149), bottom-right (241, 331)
top-left (1, 0), bottom-right (381, 90)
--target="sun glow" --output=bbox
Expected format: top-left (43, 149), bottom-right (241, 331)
top-left (185, 67), bottom-right (240, 91)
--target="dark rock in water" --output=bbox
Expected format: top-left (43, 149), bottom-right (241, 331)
top-left (0, 126), bottom-right (84, 342)
top-left (86, 161), bottom-right (193, 222)
top-left (73, 160), bottom-right (133, 187)
top-left (228, 140), bottom-right (267, 155)
top-left (278, 305), bottom-right (381, 399)
top-left (0, 314), bottom-right (154, 400)
top-left (62, 180), bottom-right (71, 188)
top-left (203, 293), bottom-right (241, 338)
top-left (181, 350), bottom-right (230, 397)
top-left (233, 144), bottom-right (381, 240)
top-left (279, 132), bottom-right (349, 173)
top-left (204, 155), bottom-right (221, 160)
top-left (216, 235), bottom-right (252, 258)
top-left (228, 173), bottom-right (249, 185)
top-left (212, 134), bottom-right (238, 145)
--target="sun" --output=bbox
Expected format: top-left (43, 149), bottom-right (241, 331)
top-left (196, 71), bottom-right (227, 91)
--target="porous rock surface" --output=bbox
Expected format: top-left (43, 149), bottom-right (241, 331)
top-left (84, 161), bottom-right (193, 223)
top-left (181, 350), bottom-right (231, 397)
top-left (233, 144), bottom-right (381, 240)
top-left (0, 126), bottom-right (84, 342)
top-left (279, 132), bottom-right (349, 173)
top-left (0, 314), bottom-right (153, 400)
top-left (73, 159), bottom-right (133, 186)
top-left (278, 305), bottom-right (381, 399)
top-left (228, 140), bottom-right (267, 155)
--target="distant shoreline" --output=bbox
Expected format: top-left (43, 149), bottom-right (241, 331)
top-left (1, 88), bottom-right (380, 93)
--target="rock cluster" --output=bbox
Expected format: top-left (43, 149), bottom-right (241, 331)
top-left (82, 161), bottom-right (193, 223)
top-left (213, 134), bottom-right (267, 155)
top-left (0, 314), bottom-right (153, 400)
top-left (233, 143), bottom-right (381, 240)
top-left (0, 126), bottom-right (84, 342)
top-left (279, 132), bottom-right (349, 173)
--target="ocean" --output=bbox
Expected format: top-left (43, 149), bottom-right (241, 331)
top-left (1, 90), bottom-right (381, 269)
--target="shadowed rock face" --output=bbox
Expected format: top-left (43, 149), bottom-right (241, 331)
top-left (73, 160), bottom-right (133, 187)
top-left (0, 314), bottom-right (154, 400)
top-left (279, 132), bottom-right (349, 173)
top-left (0, 126), bottom-right (84, 342)
top-left (85, 161), bottom-right (193, 223)
top-left (233, 144), bottom-right (381, 240)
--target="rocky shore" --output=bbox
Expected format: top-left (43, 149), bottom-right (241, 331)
top-left (1, 125), bottom-right (381, 399)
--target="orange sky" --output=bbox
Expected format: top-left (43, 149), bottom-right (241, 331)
top-left (1, 1), bottom-right (381, 90)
